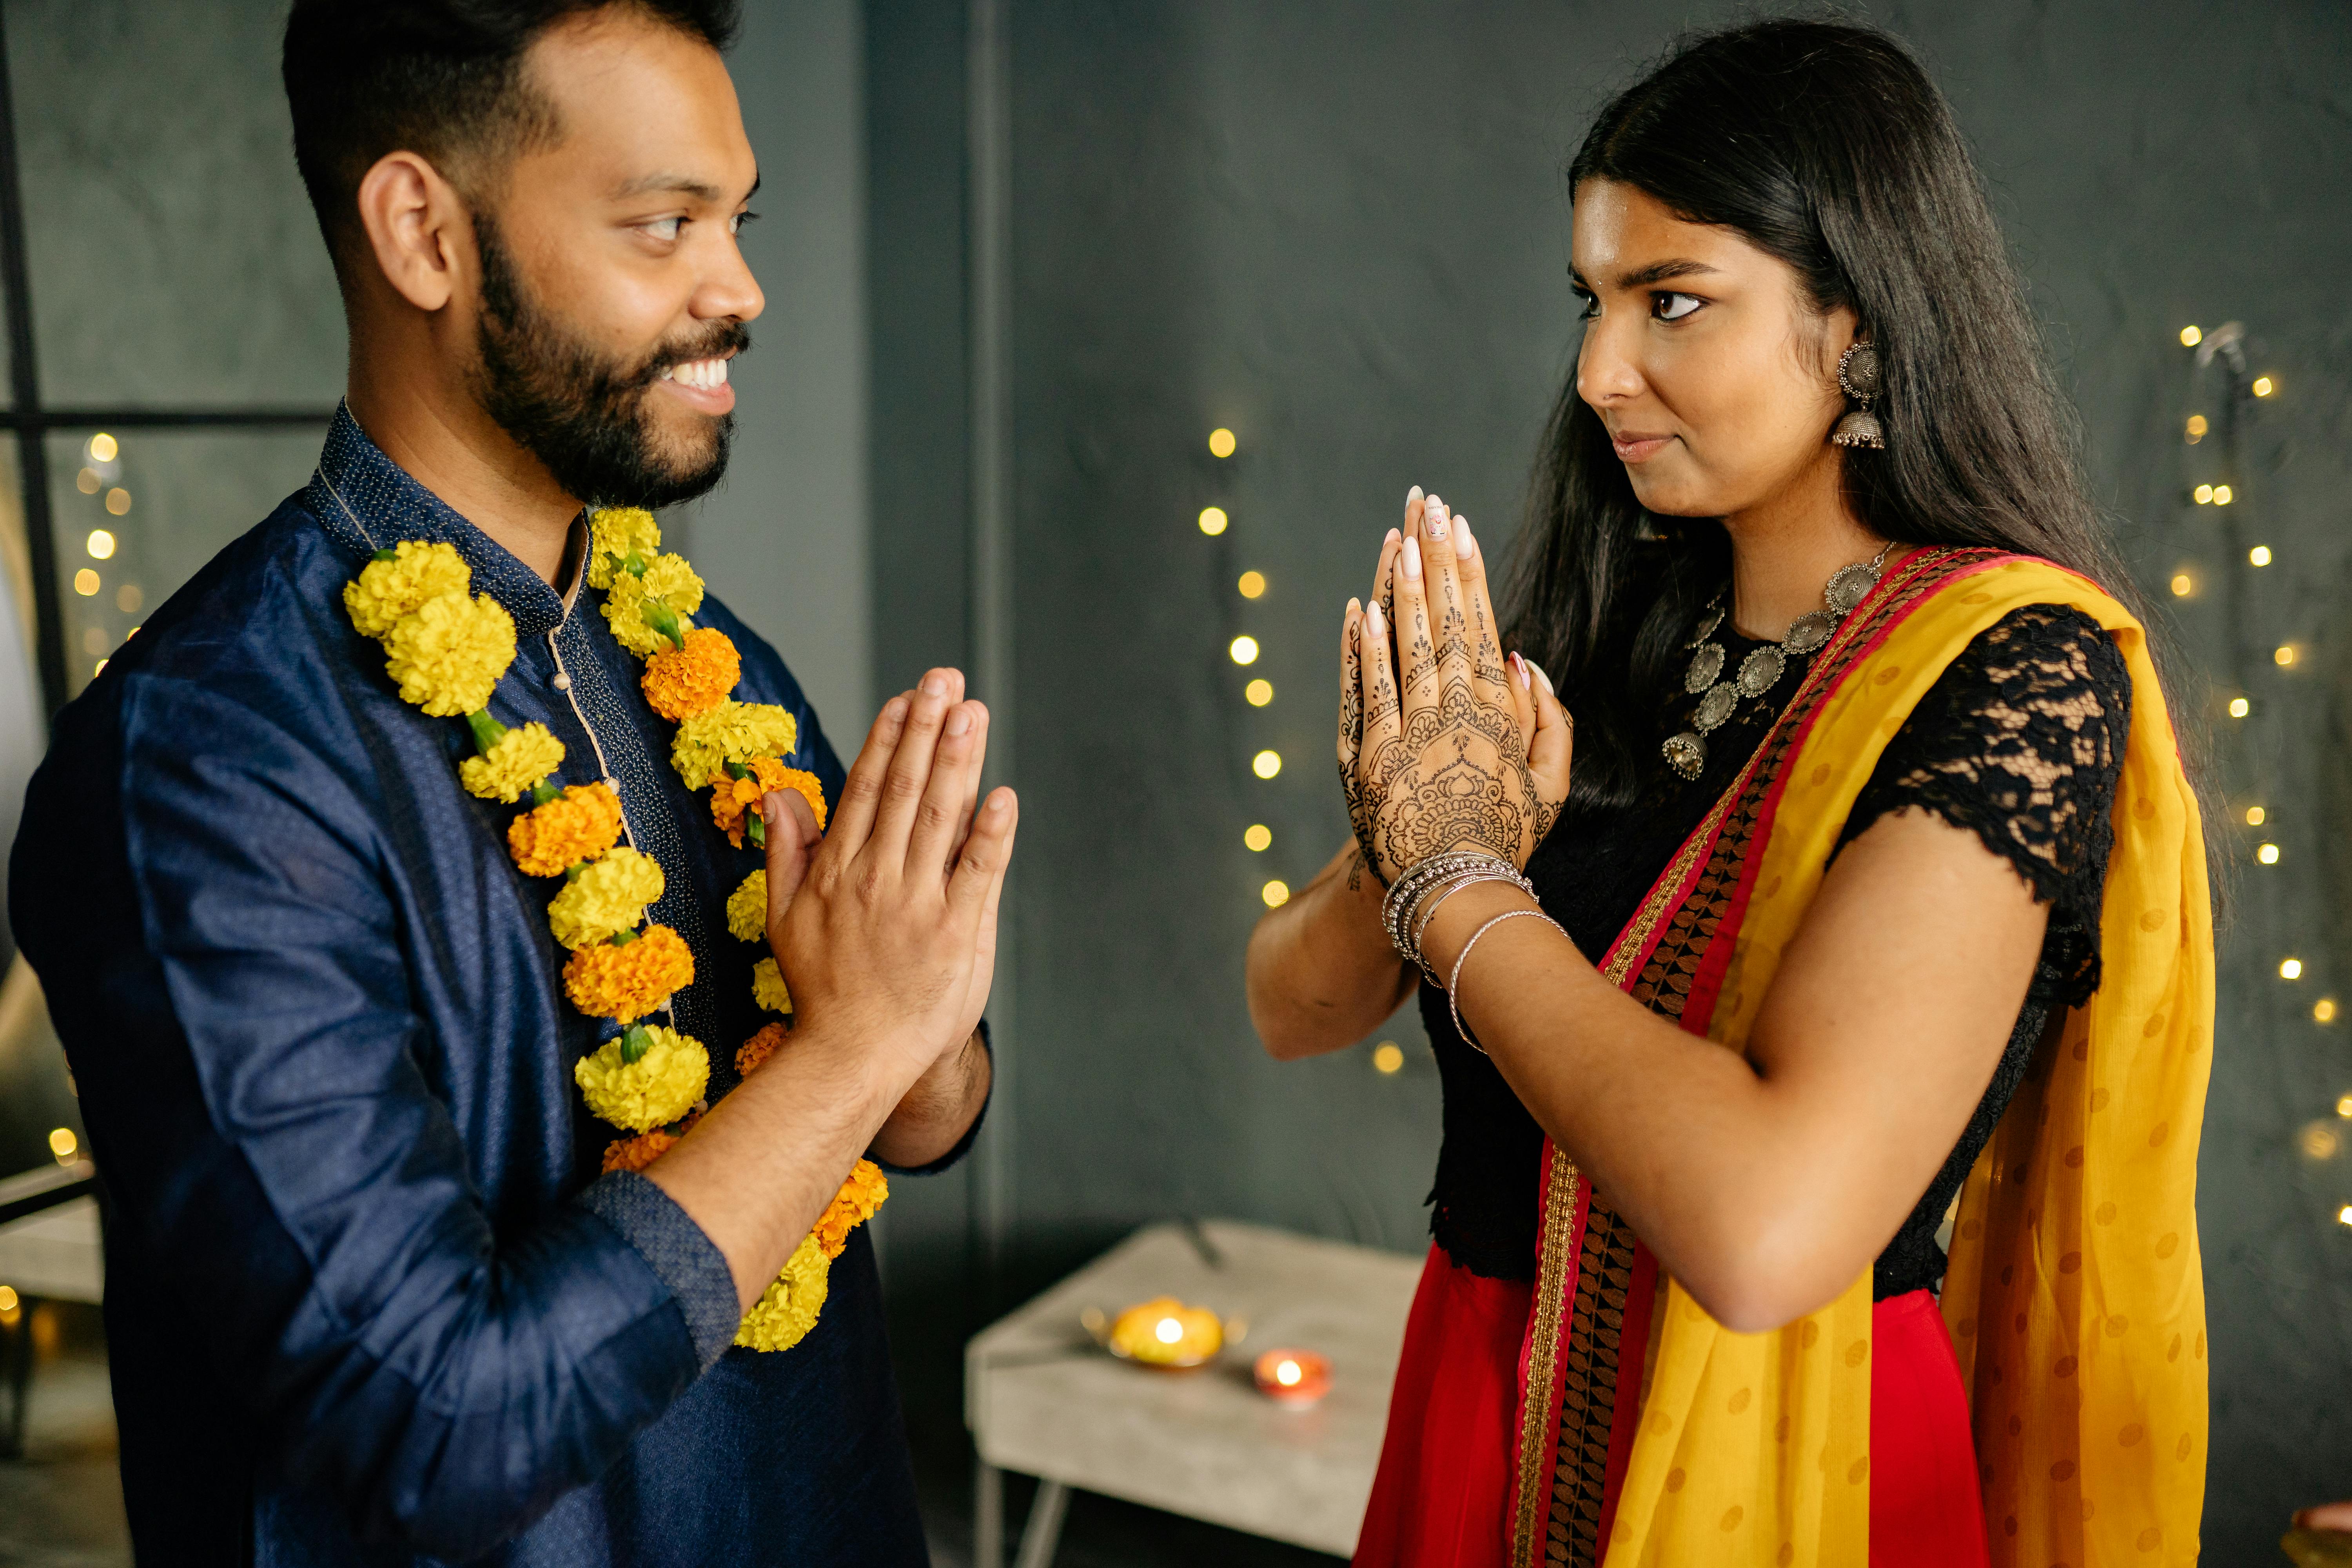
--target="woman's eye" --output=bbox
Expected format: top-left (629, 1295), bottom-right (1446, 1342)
top-left (640, 218), bottom-right (683, 242)
top-left (730, 210), bottom-right (759, 235)
top-left (1572, 290), bottom-right (1599, 321)
top-left (1653, 292), bottom-right (1704, 321)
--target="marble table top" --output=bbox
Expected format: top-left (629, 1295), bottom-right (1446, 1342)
top-left (964, 1219), bottom-right (1423, 1556)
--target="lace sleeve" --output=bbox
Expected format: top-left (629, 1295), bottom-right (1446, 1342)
top-left (1835, 603), bottom-right (2132, 1011)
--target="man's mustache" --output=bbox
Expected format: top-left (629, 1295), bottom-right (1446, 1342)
top-left (630, 324), bottom-right (753, 389)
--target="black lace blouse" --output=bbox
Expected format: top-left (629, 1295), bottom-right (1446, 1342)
top-left (1421, 603), bottom-right (2131, 1299)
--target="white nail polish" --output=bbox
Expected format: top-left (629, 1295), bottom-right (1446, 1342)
top-left (1454, 519), bottom-right (1476, 560)
top-left (1402, 538), bottom-right (1422, 579)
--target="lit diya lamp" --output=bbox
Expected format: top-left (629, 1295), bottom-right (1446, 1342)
top-left (1252, 1347), bottom-right (1332, 1406)
top-left (1085, 1296), bottom-right (1227, 1370)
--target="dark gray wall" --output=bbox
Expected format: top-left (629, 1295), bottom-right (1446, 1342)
top-left (867, 2), bottom-right (2352, 1558)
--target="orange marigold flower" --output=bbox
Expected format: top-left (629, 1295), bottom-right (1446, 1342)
top-left (710, 759), bottom-right (830, 849)
top-left (601, 1127), bottom-right (677, 1174)
top-left (508, 783), bottom-right (625, 877)
top-left (813, 1159), bottom-right (889, 1260)
top-left (736, 1021), bottom-right (788, 1077)
top-left (562, 925), bottom-right (695, 1022)
top-left (642, 626), bottom-right (741, 721)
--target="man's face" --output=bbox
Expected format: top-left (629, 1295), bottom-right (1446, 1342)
top-left (468, 9), bottom-right (764, 508)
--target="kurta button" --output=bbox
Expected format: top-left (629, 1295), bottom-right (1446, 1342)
top-left (604, 777), bottom-right (621, 791)
top-left (552, 672), bottom-right (572, 691)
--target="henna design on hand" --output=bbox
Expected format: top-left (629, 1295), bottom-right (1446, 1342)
top-left (1357, 673), bottom-right (1530, 880)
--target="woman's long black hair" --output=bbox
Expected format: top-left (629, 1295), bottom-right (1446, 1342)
top-left (1504, 18), bottom-right (2175, 814)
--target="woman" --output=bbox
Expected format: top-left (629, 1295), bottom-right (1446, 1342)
top-left (1247, 21), bottom-right (2212, 1568)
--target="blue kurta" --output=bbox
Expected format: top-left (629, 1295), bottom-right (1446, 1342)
top-left (11, 407), bottom-right (960, 1565)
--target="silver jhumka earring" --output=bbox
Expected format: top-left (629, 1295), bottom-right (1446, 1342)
top-left (1831, 340), bottom-right (1885, 450)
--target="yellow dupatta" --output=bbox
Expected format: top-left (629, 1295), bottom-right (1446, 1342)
top-left (1568, 552), bottom-right (2209, 1566)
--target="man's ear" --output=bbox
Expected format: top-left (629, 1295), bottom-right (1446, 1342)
top-left (353, 151), bottom-right (471, 314)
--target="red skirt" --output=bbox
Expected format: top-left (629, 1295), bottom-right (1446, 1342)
top-left (1354, 1246), bottom-right (1990, 1568)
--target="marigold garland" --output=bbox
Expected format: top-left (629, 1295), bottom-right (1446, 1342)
top-left (461, 722), bottom-right (568, 804)
top-left (348, 516), bottom-right (883, 1356)
top-left (751, 958), bottom-right (793, 1016)
top-left (643, 626), bottom-right (742, 721)
top-left (736, 1020), bottom-right (787, 1076)
top-left (546, 848), bottom-right (665, 950)
top-left (712, 760), bottom-right (828, 849)
top-left (563, 925), bottom-right (695, 1023)
top-left (508, 783), bottom-right (625, 877)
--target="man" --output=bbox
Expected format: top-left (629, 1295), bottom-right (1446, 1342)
top-left (8, 2), bottom-right (1011, 1562)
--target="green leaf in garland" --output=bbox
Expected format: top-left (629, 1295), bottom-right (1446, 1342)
top-left (465, 709), bottom-right (510, 756)
top-left (372, 547), bottom-right (400, 563)
top-left (531, 780), bottom-right (562, 806)
top-left (621, 1022), bottom-right (653, 1065)
top-left (638, 598), bottom-right (686, 652)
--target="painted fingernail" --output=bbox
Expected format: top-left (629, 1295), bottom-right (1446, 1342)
top-left (1526, 658), bottom-right (1555, 694)
top-left (1407, 485), bottom-right (1423, 505)
top-left (946, 707), bottom-right (973, 736)
top-left (1385, 527), bottom-right (1400, 546)
top-left (1423, 501), bottom-right (1448, 539)
top-left (1402, 537), bottom-right (1422, 579)
top-left (1454, 517), bottom-right (1476, 560)
top-left (1512, 651), bottom-right (1530, 689)
top-left (1366, 600), bottom-right (1385, 634)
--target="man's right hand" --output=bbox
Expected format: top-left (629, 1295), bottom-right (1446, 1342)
top-left (764, 668), bottom-right (1015, 1092)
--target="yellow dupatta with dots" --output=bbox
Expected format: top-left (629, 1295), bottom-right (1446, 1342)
top-left (1504, 549), bottom-right (2211, 1568)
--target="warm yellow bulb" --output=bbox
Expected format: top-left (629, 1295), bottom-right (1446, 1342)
top-left (2276, 646), bottom-right (2297, 667)
top-left (1252, 749), bottom-right (1282, 779)
top-left (75, 468), bottom-right (99, 494)
top-left (2318, 998), bottom-right (2340, 1024)
top-left (1243, 823), bottom-right (1272, 852)
top-left (2258, 843), bottom-right (2280, 864)
top-left (1261, 878), bottom-right (1290, 907)
top-left (2169, 573), bottom-right (2192, 597)
top-left (2192, 484), bottom-right (2214, 505)
top-left (105, 488), bottom-right (131, 516)
top-left (1208, 427), bottom-right (1237, 459)
top-left (87, 528), bottom-right (116, 560)
top-left (0, 1285), bottom-right (16, 1314)
top-left (1372, 1042), bottom-right (1405, 1074)
top-left (2185, 414), bottom-right (2209, 441)
top-left (1229, 635), bottom-right (1259, 665)
top-left (2228, 697), bottom-right (2250, 718)
top-left (2252, 376), bottom-right (2275, 398)
top-left (2249, 545), bottom-right (2271, 567)
top-left (87, 432), bottom-right (118, 463)
top-left (92, 659), bottom-right (107, 678)
top-left (2246, 806), bottom-right (2266, 826)
top-left (2339, 1205), bottom-right (2352, 1228)
top-left (2213, 485), bottom-right (2234, 506)
top-left (1238, 570), bottom-right (1267, 599)
top-left (1198, 505), bottom-right (1229, 536)
top-left (73, 568), bottom-right (99, 597)
top-left (1156, 1317), bottom-right (1183, 1345)
top-left (2303, 1125), bottom-right (2341, 1161)
top-left (2281, 957), bottom-right (2304, 980)
top-left (47, 1127), bottom-right (76, 1161)
top-left (1245, 678), bottom-right (1273, 706)
top-left (2337, 1093), bottom-right (2352, 1117)
top-left (2179, 326), bottom-right (2202, 347)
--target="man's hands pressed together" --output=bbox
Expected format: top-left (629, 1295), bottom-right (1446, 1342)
top-left (643, 668), bottom-right (1013, 1310)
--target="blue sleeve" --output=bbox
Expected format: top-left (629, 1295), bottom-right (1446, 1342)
top-left (22, 679), bottom-right (726, 1559)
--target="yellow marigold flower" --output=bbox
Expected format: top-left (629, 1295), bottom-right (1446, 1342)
top-left (574, 1025), bottom-right (709, 1133)
top-left (735, 1021), bottom-right (787, 1076)
top-left (600, 553), bottom-right (706, 658)
top-left (726, 869), bottom-right (767, 943)
top-left (547, 847), bottom-right (665, 950)
top-left (586, 507), bottom-right (661, 590)
top-left (563, 925), bottom-right (694, 1022)
top-left (344, 541), bottom-right (471, 639)
top-left (642, 627), bottom-right (742, 721)
top-left (735, 1235), bottom-right (830, 1352)
top-left (459, 722), bottom-right (566, 803)
top-left (381, 590), bottom-right (517, 717)
top-left (813, 1160), bottom-right (889, 1261)
top-left (508, 783), bottom-right (625, 877)
top-left (601, 1127), bottom-right (677, 1174)
top-left (752, 957), bottom-right (793, 1015)
top-left (672, 701), bottom-right (799, 791)
top-left (711, 760), bottom-right (829, 849)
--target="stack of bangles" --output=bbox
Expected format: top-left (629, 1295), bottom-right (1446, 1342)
top-left (1378, 850), bottom-right (1568, 1056)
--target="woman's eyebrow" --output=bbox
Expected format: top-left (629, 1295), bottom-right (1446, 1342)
top-left (1612, 259), bottom-right (1724, 289)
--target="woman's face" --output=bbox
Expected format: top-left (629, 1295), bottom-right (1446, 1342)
top-left (1570, 179), bottom-right (1857, 519)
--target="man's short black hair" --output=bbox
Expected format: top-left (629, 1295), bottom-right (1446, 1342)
top-left (282, 0), bottom-right (741, 275)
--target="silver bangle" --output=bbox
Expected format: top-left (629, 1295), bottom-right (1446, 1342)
top-left (1379, 850), bottom-right (1519, 967)
top-left (1410, 871), bottom-right (1527, 978)
top-left (1445, 906), bottom-right (1564, 1057)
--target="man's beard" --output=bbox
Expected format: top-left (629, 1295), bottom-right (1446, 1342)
top-left (472, 212), bottom-right (748, 509)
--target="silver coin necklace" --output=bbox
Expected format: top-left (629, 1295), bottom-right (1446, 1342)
top-left (1661, 541), bottom-right (1893, 781)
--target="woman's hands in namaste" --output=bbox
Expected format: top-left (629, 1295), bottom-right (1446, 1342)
top-left (1338, 489), bottom-right (1573, 884)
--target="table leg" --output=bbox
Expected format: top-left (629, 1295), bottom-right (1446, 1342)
top-left (974, 1458), bottom-right (1003, 1568)
top-left (1012, 1480), bottom-right (1069, 1568)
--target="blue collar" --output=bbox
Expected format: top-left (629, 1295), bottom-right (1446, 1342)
top-left (307, 402), bottom-right (578, 640)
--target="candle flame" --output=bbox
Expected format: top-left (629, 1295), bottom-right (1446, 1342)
top-left (1276, 1359), bottom-right (1302, 1386)
top-left (1155, 1318), bottom-right (1182, 1345)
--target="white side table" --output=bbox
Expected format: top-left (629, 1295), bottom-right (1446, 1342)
top-left (965, 1219), bottom-right (1421, 1566)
